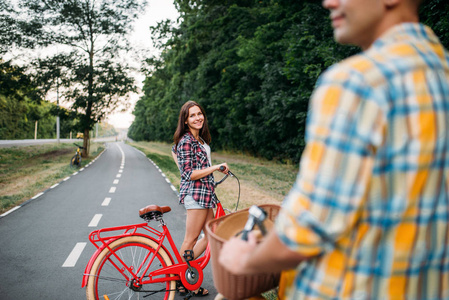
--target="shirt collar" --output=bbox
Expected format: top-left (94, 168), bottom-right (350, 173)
top-left (371, 23), bottom-right (440, 50)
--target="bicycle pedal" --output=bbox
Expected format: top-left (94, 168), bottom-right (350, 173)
top-left (183, 250), bottom-right (194, 262)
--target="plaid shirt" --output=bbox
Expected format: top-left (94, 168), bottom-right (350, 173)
top-left (176, 132), bottom-right (217, 208)
top-left (276, 23), bottom-right (449, 299)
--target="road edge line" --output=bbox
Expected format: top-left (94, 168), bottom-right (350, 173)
top-left (0, 148), bottom-right (107, 220)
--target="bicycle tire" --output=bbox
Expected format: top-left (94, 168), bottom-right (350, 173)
top-left (70, 154), bottom-right (81, 167)
top-left (86, 236), bottom-right (176, 300)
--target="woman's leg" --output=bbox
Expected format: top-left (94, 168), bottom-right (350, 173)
top-left (178, 207), bottom-right (213, 296)
top-left (180, 208), bottom-right (214, 260)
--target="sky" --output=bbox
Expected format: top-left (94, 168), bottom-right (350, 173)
top-left (106, 0), bottom-right (179, 129)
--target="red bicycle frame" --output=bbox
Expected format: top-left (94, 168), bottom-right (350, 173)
top-left (81, 202), bottom-right (226, 291)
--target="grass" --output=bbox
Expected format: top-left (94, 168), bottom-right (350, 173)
top-left (129, 141), bottom-right (298, 299)
top-left (0, 142), bottom-right (105, 214)
top-left (128, 141), bottom-right (298, 211)
top-left (0, 140), bottom-right (297, 298)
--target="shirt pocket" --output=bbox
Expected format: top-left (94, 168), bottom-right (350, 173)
top-left (196, 150), bottom-right (208, 166)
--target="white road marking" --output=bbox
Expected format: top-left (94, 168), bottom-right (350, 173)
top-left (119, 170), bottom-right (123, 173)
top-left (73, 172), bottom-right (79, 175)
top-left (62, 242), bottom-right (87, 267)
top-left (31, 192), bottom-right (44, 200)
top-left (63, 177), bottom-right (70, 181)
top-left (113, 179), bottom-right (119, 184)
top-left (102, 197), bottom-right (111, 206)
top-left (0, 206), bottom-right (21, 217)
top-left (109, 186), bottom-right (116, 193)
top-left (88, 214), bottom-right (102, 227)
top-left (116, 174), bottom-right (121, 178)
top-left (50, 183), bottom-right (59, 189)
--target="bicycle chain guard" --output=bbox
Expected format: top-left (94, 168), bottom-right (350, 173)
top-left (180, 263), bottom-right (203, 291)
top-left (185, 267), bottom-right (200, 285)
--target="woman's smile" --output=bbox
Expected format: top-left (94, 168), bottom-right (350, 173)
top-left (186, 106), bottom-right (205, 132)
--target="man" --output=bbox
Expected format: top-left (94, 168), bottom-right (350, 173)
top-left (219, 0), bottom-right (449, 298)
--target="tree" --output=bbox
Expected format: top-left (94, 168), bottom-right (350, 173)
top-left (0, 59), bottom-right (62, 139)
top-left (130, 0), bottom-right (449, 163)
top-left (19, 0), bottom-right (146, 155)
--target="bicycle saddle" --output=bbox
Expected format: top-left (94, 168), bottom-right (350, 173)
top-left (139, 205), bottom-right (171, 221)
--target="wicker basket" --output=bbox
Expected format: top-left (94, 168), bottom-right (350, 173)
top-left (205, 204), bottom-right (281, 300)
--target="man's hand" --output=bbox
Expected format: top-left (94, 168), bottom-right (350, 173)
top-left (219, 229), bottom-right (306, 275)
top-left (219, 231), bottom-right (259, 275)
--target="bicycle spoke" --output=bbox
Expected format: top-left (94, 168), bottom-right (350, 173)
top-left (86, 237), bottom-right (176, 300)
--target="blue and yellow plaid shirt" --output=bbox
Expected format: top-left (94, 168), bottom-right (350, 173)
top-left (276, 23), bottom-right (449, 299)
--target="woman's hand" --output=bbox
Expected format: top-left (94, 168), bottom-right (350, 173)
top-left (216, 163), bottom-right (229, 174)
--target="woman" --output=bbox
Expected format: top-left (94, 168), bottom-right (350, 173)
top-left (172, 100), bottom-right (229, 296)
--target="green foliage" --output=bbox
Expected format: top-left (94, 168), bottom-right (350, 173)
top-left (1, 59), bottom-right (51, 139)
top-left (0, 58), bottom-right (82, 139)
top-left (96, 122), bottom-right (118, 137)
top-left (8, 0), bottom-right (146, 154)
top-left (128, 0), bottom-right (449, 163)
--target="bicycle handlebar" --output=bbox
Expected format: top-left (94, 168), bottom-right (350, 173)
top-left (215, 165), bottom-right (241, 212)
top-left (214, 165), bottom-right (233, 186)
top-left (240, 205), bottom-right (268, 241)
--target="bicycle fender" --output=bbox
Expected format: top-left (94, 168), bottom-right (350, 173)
top-left (81, 236), bottom-right (120, 288)
top-left (81, 234), bottom-right (172, 288)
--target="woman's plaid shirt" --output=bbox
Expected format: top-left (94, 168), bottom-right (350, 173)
top-left (176, 132), bottom-right (217, 208)
top-left (276, 23), bottom-right (449, 299)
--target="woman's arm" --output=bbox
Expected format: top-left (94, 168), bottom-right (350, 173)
top-left (177, 137), bottom-right (229, 180)
top-left (190, 163), bottom-right (228, 181)
top-left (171, 149), bottom-right (180, 170)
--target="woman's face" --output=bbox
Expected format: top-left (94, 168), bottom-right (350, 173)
top-left (185, 105), bottom-right (204, 133)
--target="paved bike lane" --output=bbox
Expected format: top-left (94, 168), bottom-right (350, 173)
top-left (0, 142), bottom-right (217, 299)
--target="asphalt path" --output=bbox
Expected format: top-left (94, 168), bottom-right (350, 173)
top-left (0, 142), bottom-right (217, 299)
top-left (0, 137), bottom-right (119, 148)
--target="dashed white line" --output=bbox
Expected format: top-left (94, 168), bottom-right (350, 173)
top-left (113, 179), bottom-right (119, 184)
top-left (50, 183), bottom-right (59, 189)
top-left (116, 174), bottom-right (121, 178)
top-left (119, 170), bottom-right (123, 173)
top-left (63, 177), bottom-right (70, 181)
top-left (62, 242), bottom-right (87, 267)
top-left (102, 197), bottom-right (111, 206)
top-left (88, 214), bottom-right (103, 227)
top-left (109, 187), bottom-right (116, 193)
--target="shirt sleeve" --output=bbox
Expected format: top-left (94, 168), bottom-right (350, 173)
top-left (177, 138), bottom-right (193, 181)
top-left (276, 64), bottom-right (386, 257)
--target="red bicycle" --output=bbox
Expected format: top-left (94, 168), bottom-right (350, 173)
top-left (81, 168), bottom-right (240, 300)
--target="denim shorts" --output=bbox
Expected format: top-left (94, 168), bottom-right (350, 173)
top-left (184, 195), bottom-right (205, 210)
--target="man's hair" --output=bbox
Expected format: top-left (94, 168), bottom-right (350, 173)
top-left (413, 0), bottom-right (424, 8)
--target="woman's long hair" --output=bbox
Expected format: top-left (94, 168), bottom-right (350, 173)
top-left (173, 101), bottom-right (211, 152)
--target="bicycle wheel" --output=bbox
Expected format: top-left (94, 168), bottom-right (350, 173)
top-left (70, 154), bottom-right (81, 167)
top-left (86, 236), bottom-right (176, 300)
